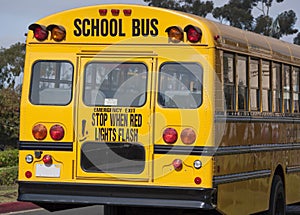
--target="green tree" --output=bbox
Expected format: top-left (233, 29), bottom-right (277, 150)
top-left (213, 0), bottom-right (298, 40)
top-left (0, 42), bottom-right (25, 149)
top-left (144, 0), bottom-right (214, 17)
top-left (0, 42), bottom-right (25, 89)
top-left (294, 32), bottom-right (300, 45)
top-left (0, 87), bottom-right (20, 148)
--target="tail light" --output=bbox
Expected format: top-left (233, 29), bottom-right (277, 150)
top-left (50, 125), bottom-right (65, 141)
top-left (165, 26), bottom-right (184, 43)
top-left (29, 24), bottom-right (48, 41)
top-left (172, 159), bottom-right (183, 171)
top-left (42, 154), bottom-right (53, 165)
top-left (32, 124), bottom-right (47, 140)
top-left (184, 25), bottom-right (202, 43)
top-left (163, 128), bottom-right (178, 144)
top-left (180, 128), bottom-right (196, 145)
top-left (47, 25), bottom-right (66, 42)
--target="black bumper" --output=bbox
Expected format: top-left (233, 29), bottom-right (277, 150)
top-left (18, 181), bottom-right (216, 210)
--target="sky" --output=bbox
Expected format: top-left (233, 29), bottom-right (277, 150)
top-left (0, 0), bottom-right (299, 48)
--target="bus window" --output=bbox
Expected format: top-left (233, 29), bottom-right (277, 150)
top-left (30, 61), bottom-right (73, 105)
top-left (250, 59), bottom-right (260, 111)
top-left (223, 53), bottom-right (235, 111)
top-left (292, 67), bottom-right (300, 113)
top-left (158, 63), bottom-right (203, 109)
top-left (83, 63), bottom-right (147, 107)
top-left (237, 56), bottom-right (247, 110)
top-left (272, 63), bottom-right (282, 113)
top-left (262, 61), bottom-right (271, 112)
top-left (284, 65), bottom-right (291, 113)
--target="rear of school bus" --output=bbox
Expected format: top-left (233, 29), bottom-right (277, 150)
top-left (18, 4), bottom-right (217, 214)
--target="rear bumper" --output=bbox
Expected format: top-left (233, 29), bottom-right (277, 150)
top-left (18, 181), bottom-right (216, 210)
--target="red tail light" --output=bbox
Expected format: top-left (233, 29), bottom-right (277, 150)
top-left (184, 25), bottom-right (202, 43)
top-left (42, 154), bottom-right (53, 165)
top-left (172, 159), bottom-right (183, 171)
top-left (29, 24), bottom-right (48, 41)
top-left (50, 125), bottom-right (65, 141)
top-left (32, 124), bottom-right (47, 140)
top-left (163, 128), bottom-right (178, 144)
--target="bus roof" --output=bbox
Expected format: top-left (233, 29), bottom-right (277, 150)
top-left (27, 4), bottom-right (300, 65)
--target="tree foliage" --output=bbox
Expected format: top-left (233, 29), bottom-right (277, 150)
top-left (0, 42), bottom-right (25, 89)
top-left (144, 0), bottom-right (214, 17)
top-left (0, 42), bottom-right (25, 148)
top-left (145, 0), bottom-right (299, 42)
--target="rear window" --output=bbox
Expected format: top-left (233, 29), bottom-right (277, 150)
top-left (83, 62), bottom-right (147, 107)
top-left (158, 63), bottom-right (203, 109)
top-left (30, 61), bottom-right (73, 105)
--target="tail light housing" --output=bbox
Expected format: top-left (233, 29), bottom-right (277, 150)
top-left (165, 26), bottom-right (184, 43)
top-left (180, 128), bottom-right (196, 145)
top-left (29, 24), bottom-right (48, 41)
top-left (184, 25), bottom-right (202, 43)
top-left (163, 128), bottom-right (178, 144)
top-left (50, 125), bottom-right (65, 141)
top-left (47, 25), bottom-right (66, 42)
top-left (32, 124), bottom-right (47, 140)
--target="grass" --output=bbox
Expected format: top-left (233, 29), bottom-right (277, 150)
top-left (0, 185), bottom-right (18, 203)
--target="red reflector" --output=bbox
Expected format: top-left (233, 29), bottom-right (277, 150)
top-left (42, 155), bottom-right (53, 165)
top-left (99, 9), bottom-right (108, 16)
top-left (123, 9), bottom-right (132, 16)
top-left (172, 159), bottom-right (183, 171)
top-left (163, 128), bottom-right (178, 144)
top-left (194, 177), bottom-right (202, 185)
top-left (50, 124), bottom-right (65, 140)
top-left (111, 9), bottom-right (120, 16)
top-left (25, 171), bottom-right (32, 179)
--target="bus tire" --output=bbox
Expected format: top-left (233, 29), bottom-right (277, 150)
top-left (104, 206), bottom-right (125, 215)
top-left (268, 175), bottom-right (285, 215)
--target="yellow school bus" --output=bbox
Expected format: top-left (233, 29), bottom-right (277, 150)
top-left (18, 4), bottom-right (300, 214)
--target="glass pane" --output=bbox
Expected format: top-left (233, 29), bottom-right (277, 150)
top-left (284, 65), bottom-right (291, 112)
top-left (30, 61), bottom-right (73, 105)
top-left (84, 63), bottom-right (147, 107)
top-left (158, 63), bottom-right (203, 109)
top-left (237, 56), bottom-right (247, 110)
top-left (272, 63), bottom-right (281, 112)
top-left (250, 59), bottom-right (259, 110)
top-left (224, 53), bottom-right (234, 84)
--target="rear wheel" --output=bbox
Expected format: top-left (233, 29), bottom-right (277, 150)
top-left (268, 175), bottom-right (285, 215)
